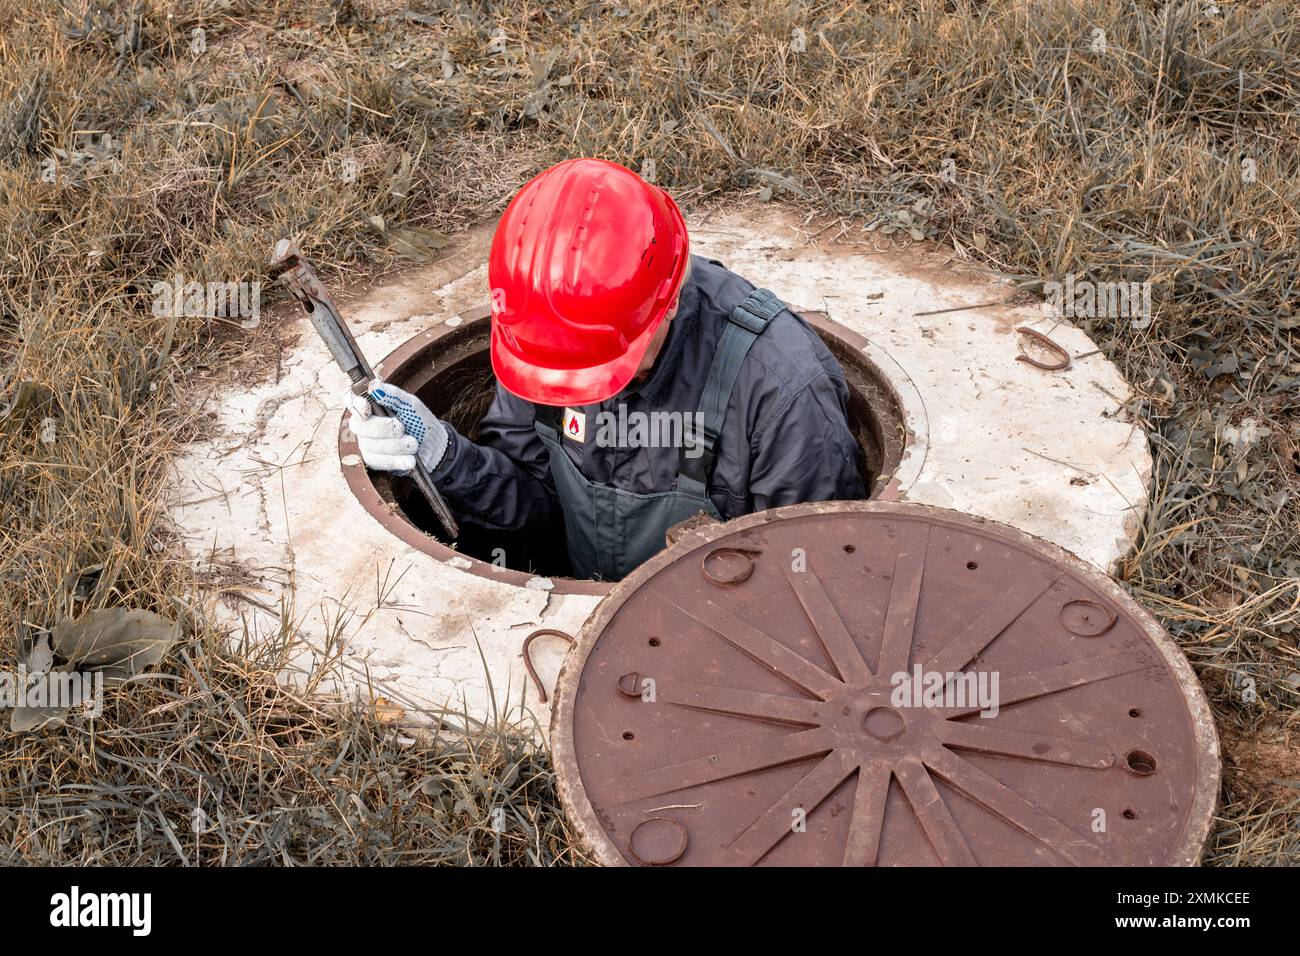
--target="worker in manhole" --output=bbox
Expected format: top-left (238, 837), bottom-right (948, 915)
top-left (346, 158), bottom-right (865, 580)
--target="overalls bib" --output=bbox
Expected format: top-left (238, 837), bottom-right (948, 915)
top-left (533, 288), bottom-right (784, 581)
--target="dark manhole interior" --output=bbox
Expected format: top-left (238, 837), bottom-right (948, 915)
top-left (356, 307), bottom-right (907, 582)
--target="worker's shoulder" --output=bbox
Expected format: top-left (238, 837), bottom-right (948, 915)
top-left (691, 256), bottom-right (842, 394)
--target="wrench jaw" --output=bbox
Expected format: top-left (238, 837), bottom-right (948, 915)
top-left (268, 238), bottom-right (303, 283)
top-left (270, 241), bottom-right (338, 320)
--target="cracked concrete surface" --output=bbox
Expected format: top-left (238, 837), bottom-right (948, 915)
top-left (167, 205), bottom-right (1152, 727)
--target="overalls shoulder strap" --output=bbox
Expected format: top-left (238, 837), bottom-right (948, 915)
top-left (677, 287), bottom-right (784, 496)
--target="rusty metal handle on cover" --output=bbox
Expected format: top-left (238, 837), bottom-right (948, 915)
top-left (522, 628), bottom-right (576, 704)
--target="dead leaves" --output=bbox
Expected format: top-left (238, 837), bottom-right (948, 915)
top-left (10, 608), bottom-right (180, 733)
top-left (362, 214), bottom-right (449, 262)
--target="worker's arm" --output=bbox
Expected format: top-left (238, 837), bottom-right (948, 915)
top-left (744, 372), bottom-right (867, 511)
top-left (346, 383), bottom-right (556, 531)
top-left (428, 386), bottom-right (556, 531)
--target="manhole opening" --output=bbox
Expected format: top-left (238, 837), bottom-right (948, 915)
top-left (344, 307), bottom-right (907, 589)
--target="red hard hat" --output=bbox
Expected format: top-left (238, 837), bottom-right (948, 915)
top-left (488, 158), bottom-right (690, 406)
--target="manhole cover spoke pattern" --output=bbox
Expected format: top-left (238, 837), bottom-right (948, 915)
top-left (550, 503), bottom-right (1218, 867)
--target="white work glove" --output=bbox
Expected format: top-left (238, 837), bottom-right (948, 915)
top-left (346, 382), bottom-right (449, 474)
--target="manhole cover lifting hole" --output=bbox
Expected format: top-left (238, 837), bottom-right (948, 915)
top-left (550, 502), bottom-right (1219, 867)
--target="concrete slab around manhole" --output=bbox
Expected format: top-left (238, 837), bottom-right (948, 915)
top-left (167, 204), bottom-right (1152, 725)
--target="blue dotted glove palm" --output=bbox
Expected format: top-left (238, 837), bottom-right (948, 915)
top-left (347, 381), bottom-right (449, 474)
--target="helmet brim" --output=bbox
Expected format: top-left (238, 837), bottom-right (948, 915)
top-left (491, 312), bottom-right (663, 406)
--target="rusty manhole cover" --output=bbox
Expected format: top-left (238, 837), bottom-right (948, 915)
top-left (550, 503), bottom-right (1219, 866)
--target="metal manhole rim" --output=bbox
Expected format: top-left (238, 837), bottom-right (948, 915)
top-left (548, 500), bottom-right (1220, 867)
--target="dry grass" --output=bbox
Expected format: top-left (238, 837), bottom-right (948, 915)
top-left (0, 0), bottom-right (1296, 864)
top-left (0, 625), bottom-right (586, 865)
